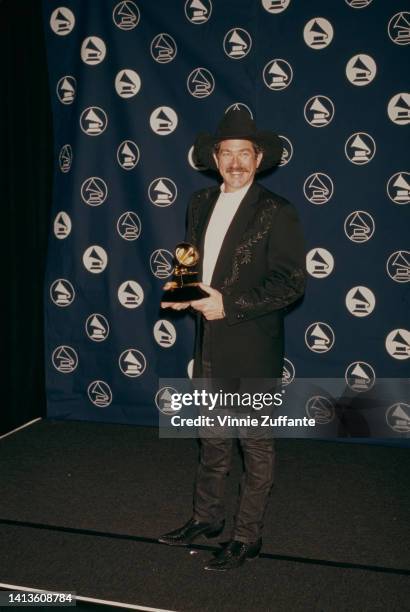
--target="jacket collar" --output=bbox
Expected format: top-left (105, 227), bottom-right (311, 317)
top-left (197, 182), bottom-right (262, 286)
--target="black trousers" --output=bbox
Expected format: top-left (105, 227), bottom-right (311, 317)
top-left (193, 322), bottom-right (276, 543)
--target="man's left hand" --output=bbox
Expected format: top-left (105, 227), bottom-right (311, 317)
top-left (190, 283), bottom-right (225, 320)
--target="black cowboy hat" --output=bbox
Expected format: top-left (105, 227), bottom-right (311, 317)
top-left (192, 107), bottom-right (283, 172)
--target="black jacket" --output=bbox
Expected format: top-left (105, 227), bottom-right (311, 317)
top-left (186, 181), bottom-right (306, 378)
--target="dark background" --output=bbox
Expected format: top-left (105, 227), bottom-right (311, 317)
top-left (42, 0), bottom-right (409, 427)
top-left (1, 0), bottom-right (52, 434)
top-left (1, 1), bottom-right (408, 437)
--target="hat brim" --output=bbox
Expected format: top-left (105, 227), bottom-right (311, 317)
top-left (192, 131), bottom-right (283, 173)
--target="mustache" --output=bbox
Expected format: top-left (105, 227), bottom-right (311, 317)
top-left (226, 167), bottom-right (247, 172)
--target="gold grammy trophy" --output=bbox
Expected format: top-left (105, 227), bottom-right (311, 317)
top-left (162, 242), bottom-right (208, 302)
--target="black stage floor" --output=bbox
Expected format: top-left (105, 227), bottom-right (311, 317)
top-left (0, 419), bottom-right (409, 611)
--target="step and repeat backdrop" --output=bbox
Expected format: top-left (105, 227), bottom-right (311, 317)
top-left (43, 0), bottom-right (409, 429)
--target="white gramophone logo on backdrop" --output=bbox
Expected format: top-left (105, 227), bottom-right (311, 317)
top-left (386, 403), bottom-right (410, 433)
top-left (303, 18), bottom-right (334, 49)
top-left (345, 0), bottom-right (373, 8)
top-left (151, 34), bottom-right (177, 63)
top-left (119, 349), bottom-right (147, 377)
top-left (50, 7), bottom-right (75, 35)
top-left (187, 68), bottom-right (215, 98)
top-left (52, 346), bottom-right (78, 373)
top-left (303, 173), bottom-right (334, 204)
top-left (278, 136), bottom-right (293, 166)
top-left (387, 173), bottom-right (410, 205)
top-left (305, 323), bottom-right (335, 353)
top-left (117, 212), bottom-right (142, 241)
top-left (50, 279), bottom-right (75, 307)
top-left (115, 70), bottom-right (141, 98)
top-left (385, 329), bottom-right (410, 360)
top-left (346, 55), bottom-right (377, 86)
top-left (387, 93), bottom-right (410, 125)
top-left (154, 320), bottom-right (177, 348)
top-left (345, 286), bottom-right (375, 317)
top-left (226, 103), bottom-right (253, 118)
top-left (306, 248), bottom-right (334, 278)
top-left (305, 397), bottom-right (335, 425)
top-left (150, 250), bottom-right (174, 279)
top-left (150, 107), bottom-right (178, 135)
top-left (56, 76), bottom-right (76, 105)
top-left (223, 28), bottom-right (252, 59)
top-left (118, 281), bottom-right (144, 308)
top-left (85, 314), bottom-right (110, 342)
top-left (263, 60), bottom-right (293, 91)
top-left (344, 211), bottom-right (375, 243)
top-left (148, 178), bottom-right (177, 207)
top-left (345, 362), bottom-right (376, 392)
top-left (187, 359), bottom-right (194, 379)
top-left (82, 246), bottom-right (108, 273)
top-left (282, 358), bottom-right (295, 386)
top-left (155, 387), bottom-right (181, 415)
top-left (345, 133), bottom-right (376, 164)
top-left (81, 178), bottom-right (108, 207)
top-left (59, 145), bottom-right (73, 173)
top-left (388, 12), bottom-right (410, 46)
top-left (53, 212), bottom-right (71, 239)
top-left (80, 107), bottom-right (108, 136)
top-left (117, 140), bottom-right (140, 170)
top-left (304, 96), bottom-right (334, 127)
top-left (88, 381), bottom-right (112, 407)
top-left (261, 0), bottom-right (291, 14)
top-left (188, 146), bottom-right (207, 171)
top-left (185, 0), bottom-right (212, 24)
top-left (81, 37), bottom-right (106, 65)
top-left (113, 1), bottom-right (140, 30)
top-left (386, 251), bottom-right (410, 283)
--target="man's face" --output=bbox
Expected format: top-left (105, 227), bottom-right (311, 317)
top-left (213, 139), bottom-right (263, 193)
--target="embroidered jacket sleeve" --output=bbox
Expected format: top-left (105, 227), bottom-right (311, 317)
top-left (222, 201), bottom-right (306, 325)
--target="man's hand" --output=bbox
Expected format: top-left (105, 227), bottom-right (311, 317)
top-left (190, 283), bottom-right (225, 320)
top-left (160, 282), bottom-right (191, 310)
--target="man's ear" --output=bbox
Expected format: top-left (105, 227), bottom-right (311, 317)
top-left (256, 152), bottom-right (263, 169)
top-left (212, 153), bottom-right (219, 169)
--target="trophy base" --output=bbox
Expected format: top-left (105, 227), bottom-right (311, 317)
top-left (162, 283), bottom-right (209, 303)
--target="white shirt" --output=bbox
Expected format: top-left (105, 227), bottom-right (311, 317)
top-left (202, 182), bottom-right (251, 285)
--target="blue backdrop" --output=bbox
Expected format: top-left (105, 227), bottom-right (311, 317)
top-left (43, 0), bottom-right (409, 427)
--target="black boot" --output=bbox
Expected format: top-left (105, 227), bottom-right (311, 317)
top-left (158, 517), bottom-right (225, 546)
top-left (204, 538), bottom-right (262, 571)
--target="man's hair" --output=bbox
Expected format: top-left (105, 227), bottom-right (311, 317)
top-left (213, 141), bottom-right (263, 157)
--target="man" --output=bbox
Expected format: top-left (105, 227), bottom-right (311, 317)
top-left (158, 108), bottom-right (306, 571)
